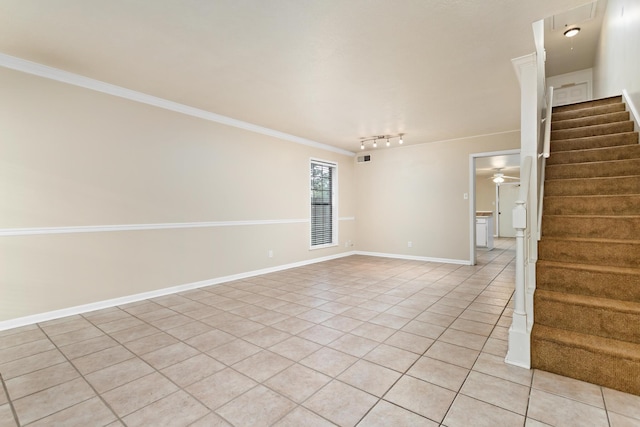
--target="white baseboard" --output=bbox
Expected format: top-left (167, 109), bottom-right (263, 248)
top-left (355, 251), bottom-right (472, 265)
top-left (0, 250), bottom-right (473, 331)
top-left (623, 89), bottom-right (640, 133)
top-left (0, 251), bottom-right (356, 331)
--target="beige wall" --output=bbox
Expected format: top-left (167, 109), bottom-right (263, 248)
top-left (0, 63), bottom-right (520, 324)
top-left (0, 67), bottom-right (356, 322)
top-left (475, 177), bottom-right (497, 231)
top-left (594, 0), bottom-right (640, 116)
top-left (355, 132), bottom-right (520, 262)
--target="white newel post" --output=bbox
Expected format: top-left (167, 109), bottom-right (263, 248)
top-left (508, 41), bottom-right (539, 369)
top-left (506, 200), bottom-right (530, 368)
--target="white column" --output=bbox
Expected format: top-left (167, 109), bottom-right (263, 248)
top-left (506, 200), bottom-right (530, 368)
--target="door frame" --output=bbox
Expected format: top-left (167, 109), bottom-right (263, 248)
top-left (468, 149), bottom-right (520, 265)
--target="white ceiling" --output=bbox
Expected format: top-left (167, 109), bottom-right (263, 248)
top-left (476, 154), bottom-right (521, 177)
top-left (0, 0), bottom-right (596, 153)
top-left (544, 0), bottom-right (607, 78)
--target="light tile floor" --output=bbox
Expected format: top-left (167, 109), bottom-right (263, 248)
top-left (1, 239), bottom-right (639, 426)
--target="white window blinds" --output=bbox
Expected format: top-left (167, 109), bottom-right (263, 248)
top-left (310, 160), bottom-right (336, 247)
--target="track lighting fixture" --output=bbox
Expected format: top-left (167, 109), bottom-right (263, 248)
top-left (359, 133), bottom-right (405, 150)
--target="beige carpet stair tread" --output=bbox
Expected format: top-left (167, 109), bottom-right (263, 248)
top-left (544, 175), bottom-right (640, 196)
top-left (544, 214), bottom-right (640, 220)
top-left (546, 158), bottom-right (640, 179)
top-left (537, 260), bottom-right (640, 302)
top-left (536, 289), bottom-right (640, 314)
top-left (552, 102), bottom-right (626, 122)
top-left (551, 111), bottom-right (629, 131)
top-left (532, 324), bottom-right (640, 362)
top-left (551, 132), bottom-right (639, 151)
top-left (541, 214), bottom-right (640, 239)
top-left (546, 173), bottom-right (640, 182)
top-left (540, 235), bottom-right (640, 245)
top-left (538, 237), bottom-right (640, 268)
top-left (543, 194), bottom-right (640, 215)
top-left (535, 290), bottom-right (640, 343)
top-left (537, 259), bottom-right (640, 276)
top-left (551, 121), bottom-right (635, 141)
top-left (547, 144), bottom-right (640, 165)
top-left (552, 95), bottom-right (623, 113)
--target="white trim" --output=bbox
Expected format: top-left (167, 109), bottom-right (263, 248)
top-left (0, 219), bottom-right (310, 237)
top-left (0, 248), bottom-right (473, 331)
top-left (469, 156), bottom-right (477, 265)
top-left (309, 243), bottom-right (339, 251)
top-left (355, 251), bottom-right (472, 266)
top-left (0, 52), bottom-right (355, 158)
top-left (1, 217), bottom-right (357, 237)
top-left (547, 68), bottom-right (593, 101)
top-left (622, 89), bottom-right (640, 133)
top-left (511, 53), bottom-right (536, 84)
top-left (404, 129), bottom-right (521, 149)
top-left (0, 251), bottom-right (356, 331)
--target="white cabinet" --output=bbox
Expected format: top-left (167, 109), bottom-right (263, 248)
top-left (476, 214), bottom-right (494, 249)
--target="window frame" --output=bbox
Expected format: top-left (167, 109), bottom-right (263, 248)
top-left (309, 158), bottom-right (338, 250)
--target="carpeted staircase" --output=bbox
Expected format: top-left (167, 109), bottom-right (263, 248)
top-left (532, 95), bottom-right (640, 395)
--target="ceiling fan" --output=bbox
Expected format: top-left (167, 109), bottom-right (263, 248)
top-left (490, 170), bottom-right (519, 184)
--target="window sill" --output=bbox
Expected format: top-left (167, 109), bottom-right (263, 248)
top-left (309, 243), bottom-right (338, 251)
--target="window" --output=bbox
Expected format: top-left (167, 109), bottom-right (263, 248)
top-left (310, 160), bottom-right (337, 248)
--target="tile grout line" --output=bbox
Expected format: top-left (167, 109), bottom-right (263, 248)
top-left (419, 243), bottom-right (517, 424)
top-left (93, 291), bottom-right (317, 424)
top-left (218, 259), bottom-right (432, 425)
top-left (100, 294), bottom-right (353, 425)
top-left (0, 372), bottom-right (21, 427)
top-left (2, 244), bottom-right (636, 424)
top-left (174, 256), bottom-right (436, 425)
top-left (352, 245), bottom-right (516, 426)
top-left (231, 250), bottom-right (487, 424)
top-left (101, 304), bottom-right (261, 424)
top-left (601, 387), bottom-right (613, 427)
top-left (141, 246), bottom-right (500, 423)
top-left (87, 305), bottom-right (243, 424)
top-left (33, 323), bottom-right (126, 427)
top-left (18, 242), bottom-right (632, 425)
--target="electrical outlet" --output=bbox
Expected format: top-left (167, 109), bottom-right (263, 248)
top-left (407, 241), bottom-right (413, 248)
top-left (463, 193), bottom-right (469, 200)
top-left (268, 250), bottom-right (274, 258)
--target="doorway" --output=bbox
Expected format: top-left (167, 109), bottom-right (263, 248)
top-left (553, 82), bottom-right (589, 106)
top-left (469, 149), bottom-right (520, 265)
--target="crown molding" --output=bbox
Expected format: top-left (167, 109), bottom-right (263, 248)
top-left (0, 52), bottom-right (355, 157)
